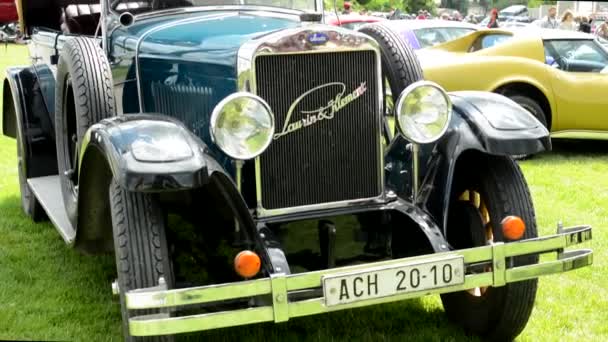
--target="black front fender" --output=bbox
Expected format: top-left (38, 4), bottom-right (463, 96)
top-left (387, 91), bottom-right (550, 238)
top-left (75, 114), bottom-right (236, 253)
top-left (79, 114), bottom-right (223, 192)
top-left (431, 91), bottom-right (550, 235)
top-left (448, 91), bottom-right (551, 155)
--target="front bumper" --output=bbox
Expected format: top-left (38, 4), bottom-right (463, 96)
top-left (126, 225), bottom-right (592, 336)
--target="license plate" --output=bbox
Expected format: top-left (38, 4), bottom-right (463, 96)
top-left (323, 256), bottom-right (465, 306)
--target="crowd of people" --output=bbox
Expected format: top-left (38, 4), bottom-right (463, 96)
top-left (341, 2), bottom-right (608, 41)
top-left (460, 6), bottom-right (608, 39)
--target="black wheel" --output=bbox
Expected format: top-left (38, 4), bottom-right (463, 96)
top-left (15, 126), bottom-right (45, 221)
top-left (506, 94), bottom-right (548, 129)
top-left (442, 155), bottom-right (538, 341)
top-left (358, 23), bottom-right (423, 136)
top-left (109, 179), bottom-right (175, 342)
top-left (55, 37), bottom-right (114, 223)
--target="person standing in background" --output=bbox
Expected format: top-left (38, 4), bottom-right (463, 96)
top-left (488, 8), bottom-right (499, 28)
top-left (560, 11), bottom-right (577, 31)
top-left (540, 7), bottom-right (559, 29)
top-left (342, 1), bottom-right (352, 15)
top-left (452, 10), bottom-right (462, 21)
top-left (579, 16), bottom-right (591, 33)
top-left (596, 21), bottom-right (608, 39)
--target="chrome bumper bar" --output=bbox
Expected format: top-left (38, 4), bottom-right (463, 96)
top-left (126, 225), bottom-right (592, 336)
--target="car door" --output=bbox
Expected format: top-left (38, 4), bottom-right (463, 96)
top-left (543, 39), bottom-right (608, 131)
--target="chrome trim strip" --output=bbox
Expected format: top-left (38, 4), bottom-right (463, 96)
top-left (101, 0), bottom-right (108, 54)
top-left (551, 130), bottom-right (608, 139)
top-left (412, 143), bottom-right (419, 201)
top-left (125, 225), bottom-right (593, 336)
top-left (130, 5), bottom-right (308, 20)
top-left (237, 25), bottom-right (386, 218)
top-left (134, 13), bottom-right (237, 112)
top-left (257, 197), bottom-right (389, 218)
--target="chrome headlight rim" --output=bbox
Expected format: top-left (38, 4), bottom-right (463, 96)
top-left (395, 80), bottom-right (452, 145)
top-left (210, 92), bottom-right (275, 161)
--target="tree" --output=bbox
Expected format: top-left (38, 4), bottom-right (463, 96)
top-left (441, 0), bottom-right (468, 15)
top-left (528, 0), bottom-right (556, 8)
top-left (323, 0), bottom-right (435, 13)
top-left (404, 0), bottom-right (436, 14)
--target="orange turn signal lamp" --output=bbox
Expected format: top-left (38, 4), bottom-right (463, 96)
top-left (501, 215), bottom-right (526, 240)
top-left (234, 250), bottom-right (261, 279)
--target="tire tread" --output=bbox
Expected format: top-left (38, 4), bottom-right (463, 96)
top-left (109, 180), bottom-right (172, 342)
top-left (358, 24), bottom-right (423, 97)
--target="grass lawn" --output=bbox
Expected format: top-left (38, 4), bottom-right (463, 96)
top-left (0, 44), bottom-right (606, 341)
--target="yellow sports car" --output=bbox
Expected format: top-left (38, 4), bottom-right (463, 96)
top-left (417, 28), bottom-right (608, 138)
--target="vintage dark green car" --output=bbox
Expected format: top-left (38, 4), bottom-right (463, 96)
top-left (2, 0), bottom-right (592, 340)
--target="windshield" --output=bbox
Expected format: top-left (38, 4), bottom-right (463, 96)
top-left (110, 0), bottom-right (317, 14)
top-left (414, 27), bottom-right (476, 48)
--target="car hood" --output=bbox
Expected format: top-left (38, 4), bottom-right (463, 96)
top-left (111, 10), bottom-right (301, 171)
top-left (128, 11), bottom-right (300, 67)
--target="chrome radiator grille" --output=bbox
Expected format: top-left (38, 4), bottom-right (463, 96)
top-left (255, 50), bottom-right (382, 211)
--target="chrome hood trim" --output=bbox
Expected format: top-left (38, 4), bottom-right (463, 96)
top-left (237, 24), bottom-right (383, 93)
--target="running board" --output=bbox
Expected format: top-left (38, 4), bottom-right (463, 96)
top-left (28, 176), bottom-right (75, 244)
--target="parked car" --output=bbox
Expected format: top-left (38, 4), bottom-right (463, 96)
top-left (2, 1), bottom-right (592, 341)
top-left (0, 0), bottom-right (18, 24)
top-left (499, 5), bottom-right (531, 22)
top-left (326, 14), bottom-right (385, 30)
top-left (381, 20), bottom-right (478, 49)
top-left (500, 20), bottom-right (533, 28)
top-left (0, 0), bottom-right (19, 42)
top-left (419, 28), bottom-right (608, 138)
top-left (0, 22), bottom-right (21, 42)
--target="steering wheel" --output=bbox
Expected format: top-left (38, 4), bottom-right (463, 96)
top-left (557, 56), bottom-right (570, 71)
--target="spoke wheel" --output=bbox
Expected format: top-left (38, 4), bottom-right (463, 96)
top-left (458, 189), bottom-right (493, 297)
top-left (59, 76), bottom-right (79, 197)
top-left (441, 155), bottom-right (538, 341)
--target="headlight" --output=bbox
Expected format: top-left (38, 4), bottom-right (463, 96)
top-left (395, 81), bottom-right (452, 144)
top-left (210, 93), bottom-right (275, 160)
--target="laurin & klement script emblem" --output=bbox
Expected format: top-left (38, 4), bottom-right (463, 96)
top-left (307, 32), bottom-right (329, 45)
top-left (273, 82), bottom-right (368, 140)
